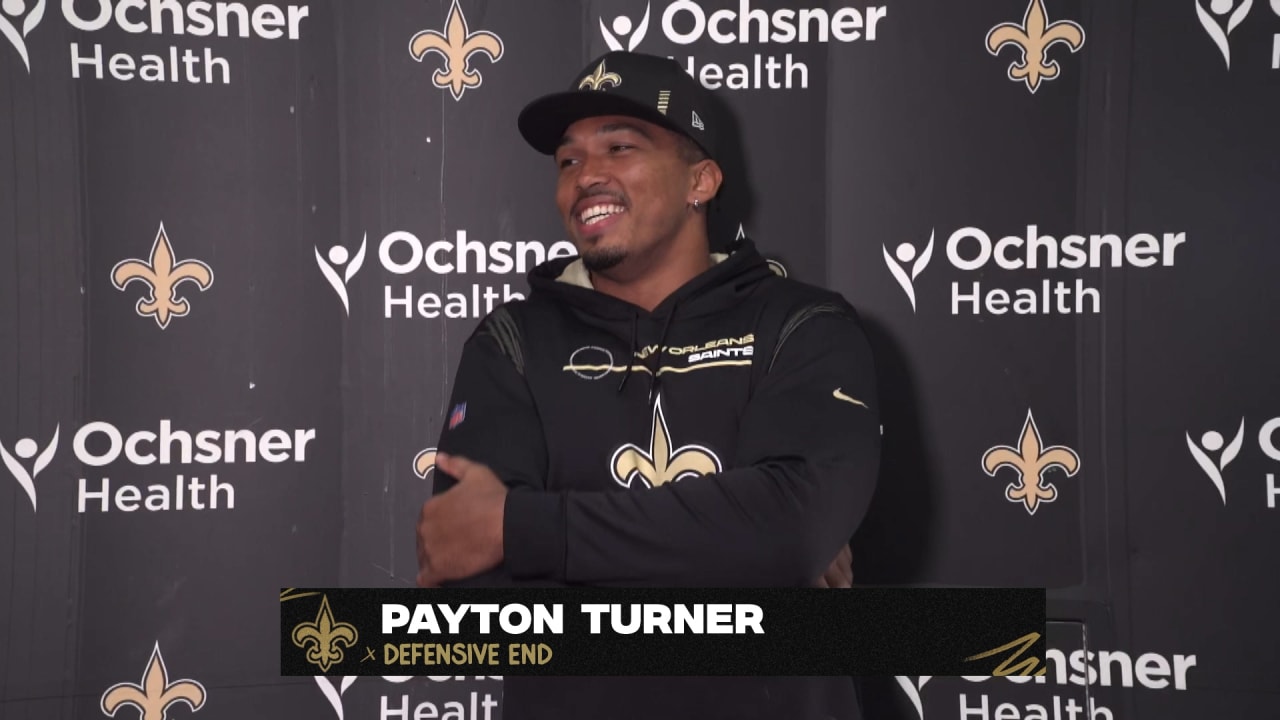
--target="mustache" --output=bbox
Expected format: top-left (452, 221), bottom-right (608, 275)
top-left (575, 185), bottom-right (628, 207)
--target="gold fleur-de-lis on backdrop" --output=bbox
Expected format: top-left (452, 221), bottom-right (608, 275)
top-left (413, 447), bottom-right (438, 479)
top-left (578, 60), bottom-right (622, 91)
top-left (111, 223), bottom-right (214, 329)
top-left (986, 0), bottom-right (1085, 93)
top-left (409, 0), bottom-right (504, 101)
top-left (982, 410), bottom-right (1080, 515)
top-left (100, 642), bottom-right (207, 720)
top-left (292, 594), bottom-right (359, 673)
top-left (612, 395), bottom-right (721, 489)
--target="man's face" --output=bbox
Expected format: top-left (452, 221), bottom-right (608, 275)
top-left (554, 115), bottom-right (698, 273)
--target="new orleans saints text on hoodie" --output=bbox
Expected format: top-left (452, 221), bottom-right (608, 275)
top-left (429, 237), bottom-right (881, 720)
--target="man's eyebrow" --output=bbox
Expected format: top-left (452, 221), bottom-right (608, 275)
top-left (598, 122), bottom-right (653, 139)
top-left (558, 121), bottom-right (654, 148)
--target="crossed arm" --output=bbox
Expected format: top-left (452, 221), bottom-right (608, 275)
top-left (415, 309), bottom-right (881, 589)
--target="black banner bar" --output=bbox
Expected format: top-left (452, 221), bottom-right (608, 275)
top-left (280, 587), bottom-right (1045, 677)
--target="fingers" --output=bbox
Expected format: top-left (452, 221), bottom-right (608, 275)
top-left (417, 499), bottom-right (442, 587)
top-left (416, 541), bottom-right (441, 588)
top-left (817, 544), bottom-right (853, 589)
top-left (435, 452), bottom-right (473, 480)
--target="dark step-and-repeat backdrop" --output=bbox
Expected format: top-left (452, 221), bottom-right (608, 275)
top-left (2, 1), bottom-right (1277, 718)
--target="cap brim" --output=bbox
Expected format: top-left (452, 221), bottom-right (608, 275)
top-left (517, 91), bottom-right (693, 156)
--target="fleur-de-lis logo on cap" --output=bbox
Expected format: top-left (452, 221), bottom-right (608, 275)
top-left (292, 594), bottom-right (358, 673)
top-left (578, 60), bottom-right (621, 91)
top-left (982, 410), bottom-right (1080, 515)
top-left (985, 0), bottom-right (1085, 93)
top-left (612, 394), bottom-right (721, 488)
top-left (111, 223), bottom-right (214, 329)
top-left (100, 642), bottom-right (207, 720)
top-left (409, 0), bottom-right (504, 101)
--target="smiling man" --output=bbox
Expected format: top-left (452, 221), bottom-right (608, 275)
top-left (416, 51), bottom-right (881, 720)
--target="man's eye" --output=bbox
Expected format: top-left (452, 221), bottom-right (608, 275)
top-left (610, 144), bottom-right (632, 153)
top-left (558, 157), bottom-right (578, 169)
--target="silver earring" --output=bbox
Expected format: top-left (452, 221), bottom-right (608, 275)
top-left (692, 199), bottom-right (701, 209)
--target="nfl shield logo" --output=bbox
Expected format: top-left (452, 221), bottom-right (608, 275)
top-left (449, 402), bottom-right (467, 429)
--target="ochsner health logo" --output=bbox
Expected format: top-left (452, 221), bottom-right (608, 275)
top-left (2, 0), bottom-right (311, 83)
top-left (1186, 419), bottom-right (1245, 504)
top-left (885, 225), bottom-right (1187, 317)
top-left (883, 232), bottom-right (934, 313)
top-left (1195, 0), bottom-right (1280, 70)
top-left (0, 424), bottom-right (59, 511)
top-left (1197, 0), bottom-right (1252, 68)
top-left (896, 642), bottom-right (1197, 719)
top-left (3, 419), bottom-right (316, 514)
top-left (1186, 415), bottom-right (1280, 509)
top-left (601, 2), bottom-right (651, 51)
top-left (316, 235), bottom-right (368, 316)
top-left (598, 0), bottom-right (888, 90)
top-left (317, 229), bottom-right (576, 320)
top-left (896, 676), bottom-right (931, 720)
top-left (307, 675), bottom-right (502, 720)
top-left (0, 0), bottom-right (45, 72)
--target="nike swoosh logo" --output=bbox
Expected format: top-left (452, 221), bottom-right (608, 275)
top-left (833, 388), bottom-right (867, 408)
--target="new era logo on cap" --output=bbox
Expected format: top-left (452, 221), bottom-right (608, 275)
top-left (518, 51), bottom-right (718, 162)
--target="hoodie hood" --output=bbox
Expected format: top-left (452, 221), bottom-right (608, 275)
top-left (524, 237), bottom-right (778, 400)
top-left (526, 236), bottom-right (777, 321)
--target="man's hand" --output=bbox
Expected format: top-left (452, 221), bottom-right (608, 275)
top-left (416, 453), bottom-right (508, 588)
top-left (812, 543), bottom-right (853, 588)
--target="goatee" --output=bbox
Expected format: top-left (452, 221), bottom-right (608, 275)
top-left (582, 246), bottom-right (626, 272)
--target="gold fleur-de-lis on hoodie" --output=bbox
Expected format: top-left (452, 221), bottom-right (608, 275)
top-left (292, 594), bottom-right (359, 673)
top-left (612, 395), bottom-right (721, 489)
top-left (578, 60), bottom-right (622, 91)
top-left (982, 410), bottom-right (1080, 515)
top-left (100, 642), bottom-right (206, 720)
top-left (986, 0), bottom-right (1085, 93)
top-left (111, 223), bottom-right (214, 330)
top-left (409, 0), bottom-right (504, 101)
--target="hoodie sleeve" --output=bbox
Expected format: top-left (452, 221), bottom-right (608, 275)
top-left (503, 303), bottom-right (882, 587)
top-left (428, 308), bottom-right (566, 588)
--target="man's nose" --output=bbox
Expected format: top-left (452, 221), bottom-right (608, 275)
top-left (575, 153), bottom-right (611, 190)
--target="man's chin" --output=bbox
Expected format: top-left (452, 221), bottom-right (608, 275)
top-left (581, 245), bottom-right (627, 273)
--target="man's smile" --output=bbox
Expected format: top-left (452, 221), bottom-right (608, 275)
top-left (580, 203), bottom-right (626, 226)
top-left (572, 195), bottom-right (629, 236)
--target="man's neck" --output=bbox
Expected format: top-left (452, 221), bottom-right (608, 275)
top-left (591, 238), bottom-right (714, 313)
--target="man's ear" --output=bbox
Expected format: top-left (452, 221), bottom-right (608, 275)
top-left (690, 159), bottom-right (724, 204)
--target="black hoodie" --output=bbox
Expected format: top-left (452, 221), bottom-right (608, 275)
top-left (430, 237), bottom-right (881, 720)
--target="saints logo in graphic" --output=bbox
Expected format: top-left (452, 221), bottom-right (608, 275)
top-left (291, 594), bottom-right (359, 673)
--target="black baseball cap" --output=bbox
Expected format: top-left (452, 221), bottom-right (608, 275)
top-left (517, 51), bottom-right (719, 163)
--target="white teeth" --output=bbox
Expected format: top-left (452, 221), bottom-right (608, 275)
top-left (580, 204), bottom-right (624, 225)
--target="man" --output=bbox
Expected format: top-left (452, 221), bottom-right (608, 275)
top-left (416, 51), bottom-right (881, 719)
